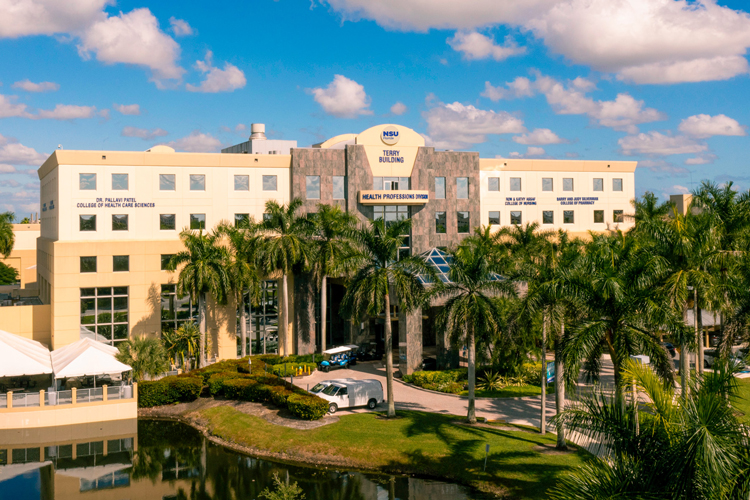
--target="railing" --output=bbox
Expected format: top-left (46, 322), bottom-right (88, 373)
top-left (76, 387), bottom-right (104, 404)
top-left (107, 385), bottom-right (133, 400)
top-left (1, 385), bottom-right (135, 411)
top-left (0, 393), bottom-right (6, 409)
top-left (52, 389), bottom-right (73, 406)
top-left (12, 392), bottom-right (40, 408)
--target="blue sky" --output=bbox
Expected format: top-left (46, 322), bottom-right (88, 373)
top-left (1, 0), bottom-right (749, 217)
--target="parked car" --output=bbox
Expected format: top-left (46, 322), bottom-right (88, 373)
top-left (318, 346), bottom-right (358, 372)
top-left (316, 379), bottom-right (384, 413)
top-left (703, 349), bottom-right (746, 369)
top-left (661, 342), bottom-right (676, 358)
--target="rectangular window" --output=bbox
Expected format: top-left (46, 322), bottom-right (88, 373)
top-left (159, 174), bottom-right (175, 191)
top-left (190, 214), bottom-right (205, 230)
top-left (190, 174), bottom-right (205, 191)
top-left (614, 210), bottom-right (624, 222)
top-left (457, 177), bottom-right (469, 199)
top-left (113, 255), bottom-right (129, 272)
top-left (161, 254), bottom-right (174, 271)
top-left (234, 175), bottom-right (249, 191)
top-left (234, 213), bottom-right (250, 228)
top-left (373, 205), bottom-right (409, 226)
top-left (160, 214), bottom-right (176, 230)
top-left (593, 178), bottom-right (603, 192)
top-left (306, 175), bottom-right (320, 200)
top-left (112, 214), bottom-right (128, 231)
top-left (112, 174), bottom-right (128, 190)
top-left (435, 211), bottom-right (446, 234)
top-left (457, 211), bottom-right (470, 233)
top-left (488, 211), bottom-right (500, 225)
top-left (613, 178), bottom-right (623, 192)
top-left (399, 177), bottom-right (410, 190)
top-left (510, 211), bottom-right (522, 225)
top-left (80, 287), bottom-right (128, 345)
top-left (333, 176), bottom-right (346, 199)
top-left (543, 211), bottom-right (554, 224)
top-left (79, 215), bottom-right (96, 231)
top-left (542, 178), bottom-right (553, 191)
top-left (80, 256), bottom-right (97, 273)
top-left (488, 177), bottom-right (499, 192)
top-left (594, 210), bottom-right (604, 223)
top-left (79, 173), bottom-right (96, 190)
top-left (263, 175), bottom-right (277, 191)
top-left (510, 178), bottom-right (521, 191)
top-left (373, 177), bottom-right (383, 190)
top-left (563, 178), bottom-right (574, 191)
top-left (435, 177), bottom-right (446, 199)
top-left (564, 210), bottom-right (575, 224)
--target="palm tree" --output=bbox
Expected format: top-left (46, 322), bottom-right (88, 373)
top-left (116, 335), bottom-right (170, 381)
top-left (340, 218), bottom-right (432, 418)
top-left (167, 228), bottom-right (231, 368)
top-left (307, 204), bottom-right (358, 353)
top-left (258, 199), bottom-right (311, 356)
top-left (0, 211), bottom-right (15, 258)
top-left (162, 322), bottom-right (200, 370)
top-left (431, 239), bottom-right (513, 423)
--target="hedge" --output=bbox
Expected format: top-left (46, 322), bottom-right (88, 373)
top-left (208, 372), bottom-right (251, 396)
top-left (269, 362), bottom-right (317, 377)
top-left (139, 376), bottom-right (203, 407)
top-left (287, 393), bottom-right (329, 420)
top-left (222, 378), bottom-right (259, 400)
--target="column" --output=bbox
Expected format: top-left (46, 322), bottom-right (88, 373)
top-left (398, 307), bottom-right (423, 375)
top-left (293, 272), bottom-right (316, 355)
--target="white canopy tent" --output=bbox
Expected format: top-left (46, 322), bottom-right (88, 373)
top-left (51, 338), bottom-right (131, 379)
top-left (0, 329), bottom-right (53, 377)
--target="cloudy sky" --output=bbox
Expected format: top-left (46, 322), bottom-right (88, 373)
top-left (1, 0), bottom-right (748, 217)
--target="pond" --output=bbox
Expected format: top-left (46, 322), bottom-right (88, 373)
top-left (0, 419), bottom-right (494, 500)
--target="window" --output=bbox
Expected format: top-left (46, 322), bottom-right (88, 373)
top-left (160, 284), bottom-right (197, 334)
top-left (594, 210), bottom-right (604, 223)
top-left (593, 178), bottom-right (603, 192)
top-left (542, 178), bottom-right (553, 191)
top-left (235, 213), bottom-right (250, 228)
top-left (457, 177), bottom-right (468, 199)
top-left (161, 254), bottom-right (174, 270)
top-left (306, 175), bottom-right (320, 199)
top-left (80, 215), bottom-right (96, 231)
top-left (112, 174), bottom-right (128, 190)
top-left (510, 178), bottom-right (521, 191)
top-left (614, 210), bottom-right (624, 223)
top-left (457, 211), bottom-right (470, 233)
top-left (160, 214), bottom-right (175, 230)
top-left (80, 287), bottom-right (129, 346)
top-left (240, 280), bottom-right (278, 354)
top-left (234, 175), bottom-right (249, 191)
top-left (263, 175), bottom-right (277, 191)
top-left (563, 178), bottom-right (574, 191)
top-left (373, 205), bottom-right (409, 226)
top-left (372, 177), bottom-right (383, 190)
top-left (374, 177), bottom-right (408, 191)
top-left (489, 211), bottom-right (500, 225)
top-left (190, 214), bottom-right (205, 230)
top-left (79, 173), bottom-right (96, 190)
top-left (80, 256), bottom-right (97, 273)
top-left (543, 211), bottom-right (554, 224)
top-left (510, 211), bottom-right (522, 225)
top-left (112, 214), bottom-right (128, 231)
top-left (488, 177), bottom-right (499, 192)
top-left (613, 178), bottom-right (623, 192)
top-left (190, 174), bottom-right (205, 191)
top-left (113, 255), bottom-right (129, 272)
top-left (263, 213), bottom-right (271, 222)
top-left (333, 175), bottom-right (346, 199)
top-left (435, 177), bottom-right (446, 199)
top-left (564, 210), bottom-right (575, 224)
top-left (159, 174), bottom-right (175, 191)
top-left (435, 211), bottom-right (446, 233)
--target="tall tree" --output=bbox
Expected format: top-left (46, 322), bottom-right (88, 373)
top-left (258, 199), bottom-right (311, 356)
top-left (116, 335), bottom-right (169, 381)
top-left (0, 211), bottom-right (15, 258)
top-left (340, 218), bottom-right (432, 418)
top-left (167, 228), bottom-right (231, 367)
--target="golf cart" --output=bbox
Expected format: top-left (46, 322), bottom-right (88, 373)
top-left (318, 346), bottom-right (358, 372)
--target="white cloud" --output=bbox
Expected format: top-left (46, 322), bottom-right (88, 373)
top-left (0, 134), bottom-right (47, 165)
top-left (24, 181), bottom-right (40, 189)
top-left (390, 102), bottom-right (407, 115)
top-left (423, 100), bottom-right (526, 149)
top-left (0, 164), bottom-right (17, 173)
top-left (678, 114), bottom-right (746, 139)
top-left (481, 77), bottom-right (534, 101)
top-left (0, 0), bottom-right (110, 38)
top-left (685, 154), bottom-right (717, 165)
top-left (12, 80), bottom-right (59, 92)
top-left (121, 126), bottom-right (168, 141)
top-left (169, 17), bottom-right (193, 36)
top-left (0, 94), bottom-right (32, 118)
top-left (35, 104), bottom-right (97, 120)
top-left (0, 179), bottom-right (21, 188)
top-left (310, 74), bottom-right (372, 118)
top-left (512, 128), bottom-right (565, 145)
top-left (638, 159), bottom-right (690, 174)
top-left (447, 31), bottom-right (525, 61)
top-left (167, 131), bottom-right (222, 152)
top-left (509, 146), bottom-right (546, 158)
top-left (619, 132), bottom-right (707, 156)
top-left (114, 103), bottom-right (141, 115)
top-left (186, 51), bottom-right (246, 93)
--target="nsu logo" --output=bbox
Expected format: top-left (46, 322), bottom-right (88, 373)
top-left (381, 126), bottom-right (400, 146)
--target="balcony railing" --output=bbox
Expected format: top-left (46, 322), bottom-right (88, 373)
top-left (1, 384), bottom-right (136, 411)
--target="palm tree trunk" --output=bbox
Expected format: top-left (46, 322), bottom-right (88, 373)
top-left (321, 275), bottom-right (327, 354)
top-left (540, 310), bottom-right (547, 434)
top-left (467, 321), bottom-right (477, 424)
top-left (199, 292), bottom-right (207, 368)
top-left (281, 274), bottom-right (289, 356)
top-left (555, 318), bottom-right (566, 449)
top-left (384, 292), bottom-right (395, 418)
top-left (696, 289), bottom-right (703, 376)
top-left (681, 306), bottom-right (689, 396)
top-left (240, 293), bottom-right (247, 358)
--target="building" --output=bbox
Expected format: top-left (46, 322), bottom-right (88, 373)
top-left (2, 123), bottom-right (636, 373)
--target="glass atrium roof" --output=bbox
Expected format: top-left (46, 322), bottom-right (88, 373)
top-left (417, 248), bottom-right (505, 285)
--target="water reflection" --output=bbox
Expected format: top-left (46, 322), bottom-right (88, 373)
top-left (0, 419), bottom-right (487, 500)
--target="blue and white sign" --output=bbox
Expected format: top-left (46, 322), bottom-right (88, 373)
top-left (77, 197), bottom-right (155, 209)
top-left (505, 197), bottom-right (537, 206)
top-left (381, 126), bottom-right (400, 146)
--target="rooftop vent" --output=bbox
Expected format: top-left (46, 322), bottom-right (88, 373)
top-left (249, 123), bottom-right (267, 140)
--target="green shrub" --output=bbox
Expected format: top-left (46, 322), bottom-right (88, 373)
top-left (423, 380), bottom-right (464, 394)
top-left (208, 372), bottom-right (250, 396)
top-left (268, 385), bottom-right (295, 406)
top-left (223, 378), bottom-right (259, 400)
top-left (269, 362), bottom-right (317, 377)
top-left (411, 368), bottom-right (466, 388)
top-left (256, 354), bottom-right (283, 366)
top-left (138, 376), bottom-right (203, 408)
top-left (287, 393), bottom-right (329, 420)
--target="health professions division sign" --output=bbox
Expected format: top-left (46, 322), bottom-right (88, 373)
top-left (358, 190), bottom-right (429, 206)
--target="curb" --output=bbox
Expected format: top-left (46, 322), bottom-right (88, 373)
top-left (393, 376), bottom-right (547, 401)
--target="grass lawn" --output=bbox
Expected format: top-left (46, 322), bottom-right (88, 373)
top-left (199, 406), bottom-right (590, 499)
top-left (732, 378), bottom-right (750, 421)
